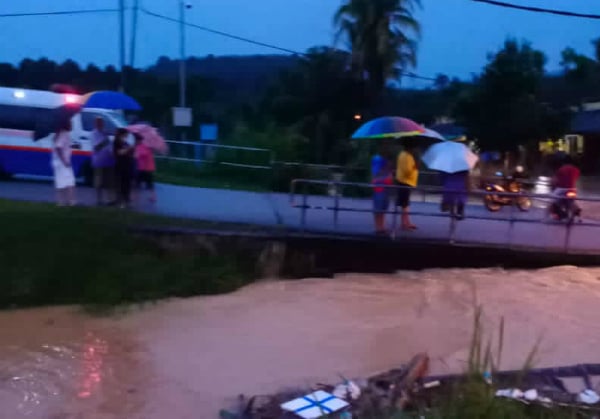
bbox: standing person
[52,121,76,206]
[371,152,392,234]
[395,141,419,230]
[441,171,470,220]
[113,128,134,208]
[134,134,157,203]
[91,117,115,205]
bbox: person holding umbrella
[395,140,419,231]
[351,117,428,232]
[134,133,157,203]
[441,171,470,219]
[127,124,168,203]
[421,141,478,220]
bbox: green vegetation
[334,0,421,102]
[354,307,586,419]
[404,308,581,419]
[0,200,258,310]
[156,160,272,191]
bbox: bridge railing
[158,141,275,170]
[289,178,600,253]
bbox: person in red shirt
[550,156,581,219]
[552,156,580,190]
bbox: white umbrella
[421,141,478,173]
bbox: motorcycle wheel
[516,196,532,211]
[485,195,502,212]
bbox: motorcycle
[483,168,532,212]
[549,189,582,224]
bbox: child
[134,134,157,203]
[372,154,392,234]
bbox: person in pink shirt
[134,134,157,203]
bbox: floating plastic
[280,390,349,419]
[577,389,600,405]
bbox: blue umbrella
[82,91,142,111]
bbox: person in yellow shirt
[396,142,419,230]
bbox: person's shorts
[52,162,75,190]
[396,183,413,208]
[94,167,114,189]
[137,171,154,190]
[373,192,389,214]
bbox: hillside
[147,54,301,99]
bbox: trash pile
[219,354,600,419]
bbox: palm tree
[334,0,421,104]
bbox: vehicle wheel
[516,196,532,211]
[484,195,502,212]
[0,167,13,180]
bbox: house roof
[571,110,600,133]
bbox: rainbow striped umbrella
[351,116,425,140]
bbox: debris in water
[280,390,349,418]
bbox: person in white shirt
[52,120,76,206]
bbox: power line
[403,72,437,82]
[471,0,600,19]
[141,8,304,56]
[0,9,119,18]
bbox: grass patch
[0,199,257,310]
[156,160,272,192]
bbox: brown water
[2,266,600,418]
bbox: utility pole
[119,0,126,92]
[130,0,140,68]
[179,0,187,108]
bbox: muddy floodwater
[2,266,600,418]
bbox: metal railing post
[448,212,457,244]
[301,183,308,232]
[391,186,399,240]
[507,196,516,248]
[333,183,340,229]
[564,222,573,253]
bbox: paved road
[1,180,600,254]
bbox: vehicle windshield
[105,111,128,127]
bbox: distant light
[65,94,78,104]
[353,114,362,121]
[13,90,25,99]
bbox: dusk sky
[2,0,600,88]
